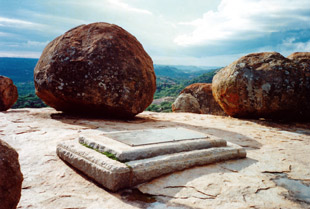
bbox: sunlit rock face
[212,52,309,120]
[0,76,18,111]
[34,22,156,118]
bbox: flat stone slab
[57,128,246,191]
[80,128,227,162]
[105,127,209,146]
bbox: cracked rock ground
[1,108,310,209]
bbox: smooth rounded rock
[34,22,156,118]
[212,52,304,119]
[0,76,18,111]
[172,93,201,114]
[178,83,226,116]
[0,140,23,209]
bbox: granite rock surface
[287,52,310,117]
[0,139,23,209]
[1,108,310,208]
[173,83,226,115]
[172,93,201,114]
[212,52,307,120]
[34,22,156,118]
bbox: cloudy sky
[0,0,309,66]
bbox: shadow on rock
[50,112,262,150]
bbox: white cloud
[0,51,41,58]
[70,0,152,16]
[258,38,310,56]
[153,53,246,67]
[106,0,152,15]
[0,17,43,29]
[25,40,49,48]
[174,0,310,46]
[0,31,10,36]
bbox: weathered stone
[212,52,305,119]
[176,83,226,115]
[0,139,23,209]
[34,22,156,118]
[79,128,227,162]
[172,93,201,113]
[0,76,18,111]
[287,52,310,117]
[287,52,310,65]
[57,137,246,191]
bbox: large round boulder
[0,140,23,209]
[212,52,305,119]
[173,83,226,115]
[287,52,310,117]
[0,76,18,111]
[172,93,201,114]
[34,22,156,118]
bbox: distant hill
[154,68,219,99]
[154,64,214,79]
[0,57,38,82]
[0,58,216,83]
[170,65,221,72]
[0,57,221,110]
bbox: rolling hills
[0,57,221,110]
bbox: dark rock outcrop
[212,52,307,120]
[0,76,18,111]
[287,52,310,117]
[0,140,23,209]
[172,83,226,115]
[34,22,156,118]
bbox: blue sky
[0,0,309,66]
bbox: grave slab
[79,127,227,162]
[105,127,210,146]
[57,128,246,191]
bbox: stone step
[57,139,246,191]
[79,127,227,162]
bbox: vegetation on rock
[80,142,120,162]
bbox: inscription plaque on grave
[104,127,207,146]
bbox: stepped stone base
[57,128,246,191]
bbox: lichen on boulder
[212,52,308,120]
[34,22,156,118]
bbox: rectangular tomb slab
[79,127,227,162]
[57,128,246,191]
[105,127,209,146]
